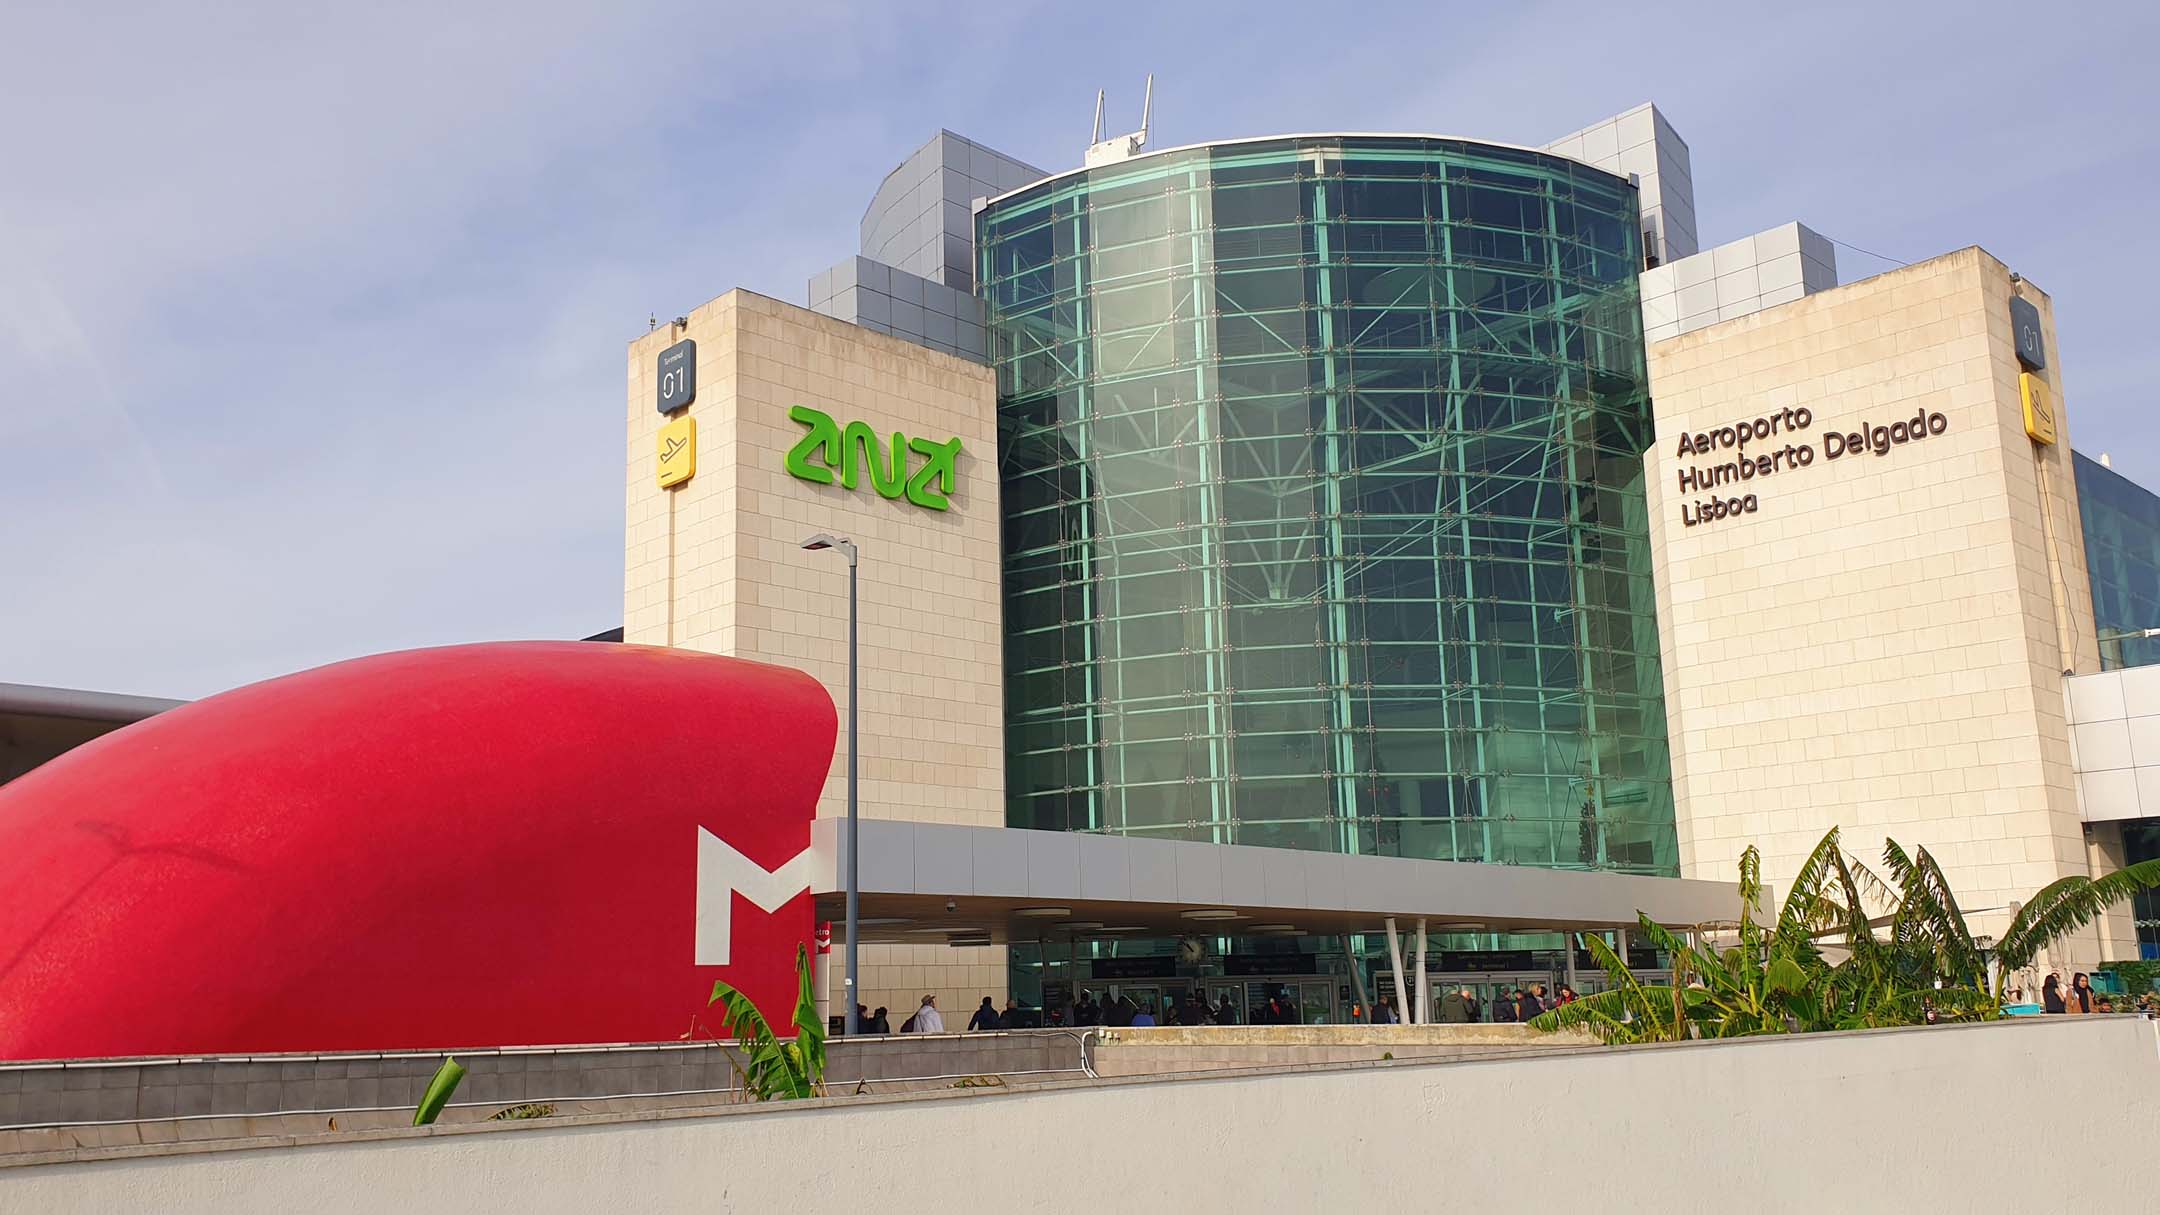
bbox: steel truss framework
[980,137,1678,876]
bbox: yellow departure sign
[2020,372,2057,446]
[658,416,697,487]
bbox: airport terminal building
[10,101,2157,1032]
[608,99,2160,1019]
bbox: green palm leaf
[413,1056,467,1127]
[1776,828,1848,947]
[1998,858,2160,970]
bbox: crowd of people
[2008,972,2160,1016]
[1369,982,1577,1024]
[840,982,1595,1033]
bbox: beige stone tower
[625,290,1008,1020]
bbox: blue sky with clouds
[5,0,2156,698]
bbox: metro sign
[695,827,816,966]
[0,642,834,1060]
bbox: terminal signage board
[2009,295,2046,371]
[1093,956,1177,979]
[784,405,963,511]
[1668,404,1952,528]
[1224,952,1319,976]
[657,415,696,488]
[656,338,696,414]
[2020,372,2058,446]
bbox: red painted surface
[0,642,833,1060]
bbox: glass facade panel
[2075,451,2160,671]
[982,136,1677,875]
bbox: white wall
[1545,102,1698,264]
[7,1018,2157,1212]
[1640,221,1837,342]
[2066,665,2160,822]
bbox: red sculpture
[0,642,833,1060]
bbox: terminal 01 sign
[1671,405,1951,527]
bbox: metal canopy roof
[808,819,1748,947]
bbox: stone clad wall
[1644,248,2101,958]
[623,290,1008,1019]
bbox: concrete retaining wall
[0,1032,1083,1134]
[4,1018,2156,1210]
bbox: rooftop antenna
[1084,75,1153,168]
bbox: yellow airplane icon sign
[657,415,696,488]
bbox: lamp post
[801,533,860,1036]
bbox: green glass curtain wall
[980,136,1678,875]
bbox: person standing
[907,995,945,1033]
[1073,992,1100,1026]
[1437,988,1469,1024]
[2042,974,2067,1014]
[868,1006,891,1034]
[2069,973,2094,1015]
[999,998,1028,1030]
[968,997,1000,1031]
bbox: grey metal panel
[1074,833,1131,903]
[1218,845,1267,907]
[1024,831,1082,898]
[1301,851,1350,911]
[845,820,914,893]
[1259,848,1310,909]
[1125,835,1178,901]
[1169,840,1223,904]
[969,827,1030,897]
[924,310,958,348]
[815,822,1749,930]
[854,290,890,328]
[911,823,977,895]
[856,257,892,296]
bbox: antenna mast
[1084,75,1155,168]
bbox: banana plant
[708,942,826,1101]
[1530,826,2160,1043]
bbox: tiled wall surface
[1640,222,1837,342]
[1643,247,2112,961]
[0,1037,1082,1134]
[809,255,986,363]
[625,291,1009,1013]
[2065,666,2160,822]
[1544,102,1698,265]
[857,130,1043,292]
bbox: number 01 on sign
[657,416,696,488]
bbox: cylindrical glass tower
[980,136,1676,875]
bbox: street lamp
[801,533,860,1036]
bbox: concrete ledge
[1094,1024,1588,1047]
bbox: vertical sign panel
[657,338,696,414]
[657,416,697,487]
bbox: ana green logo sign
[784,406,962,512]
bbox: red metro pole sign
[0,642,835,1060]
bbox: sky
[4,0,2157,699]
